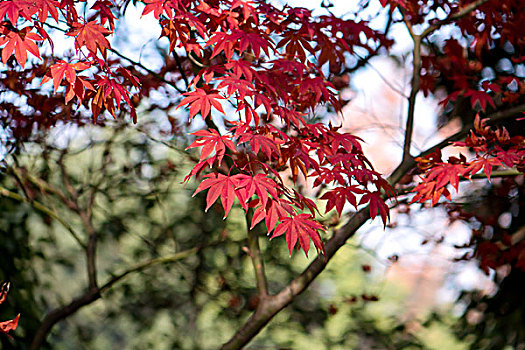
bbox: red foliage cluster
[0,0,395,256]
[412,115,525,205]
[0,0,523,259]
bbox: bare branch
[421,0,493,38]
[389,103,525,185]
[172,50,190,88]
[400,0,493,163]
[108,47,185,94]
[221,209,371,350]
[29,247,200,350]
[0,185,85,248]
[57,155,99,291]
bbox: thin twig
[57,154,99,291]
[0,185,86,249]
[172,50,190,88]
[108,47,185,94]
[400,8,422,164]
[420,0,493,38]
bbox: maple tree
[0,0,524,348]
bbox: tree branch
[389,102,525,185]
[0,185,85,248]
[29,247,199,350]
[172,50,190,88]
[420,0,493,38]
[221,209,371,350]
[57,155,99,291]
[108,47,185,94]
[399,0,493,164]
[400,8,421,163]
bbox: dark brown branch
[57,155,99,291]
[389,103,525,185]
[420,0,492,38]
[172,50,190,88]
[29,247,199,350]
[107,47,186,94]
[400,7,421,164]
[221,209,371,350]
[399,0,492,163]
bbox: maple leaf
[0,282,19,334]
[217,75,255,100]
[464,89,496,112]
[0,1,25,24]
[235,173,279,209]
[238,132,282,160]
[297,76,332,104]
[160,18,191,52]
[67,21,112,56]
[260,199,290,233]
[0,27,43,68]
[186,129,236,165]
[359,191,390,226]
[193,173,240,219]
[0,314,19,334]
[90,0,116,30]
[177,87,225,120]
[320,186,363,216]
[141,0,182,19]
[271,213,325,257]
[276,32,314,62]
[225,59,256,81]
[465,157,503,181]
[41,60,91,92]
[32,0,60,23]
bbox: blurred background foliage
[0,118,452,349]
[0,113,521,349]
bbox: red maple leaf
[359,191,390,226]
[0,1,26,24]
[235,173,279,209]
[320,186,363,216]
[67,21,112,55]
[177,87,225,120]
[33,0,60,23]
[271,213,325,257]
[464,89,496,112]
[238,133,282,160]
[465,157,503,181]
[225,59,256,81]
[90,0,116,30]
[193,173,239,219]
[276,32,314,62]
[41,60,91,92]
[0,314,19,334]
[186,129,236,165]
[0,27,43,68]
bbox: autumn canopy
[0,0,524,348]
